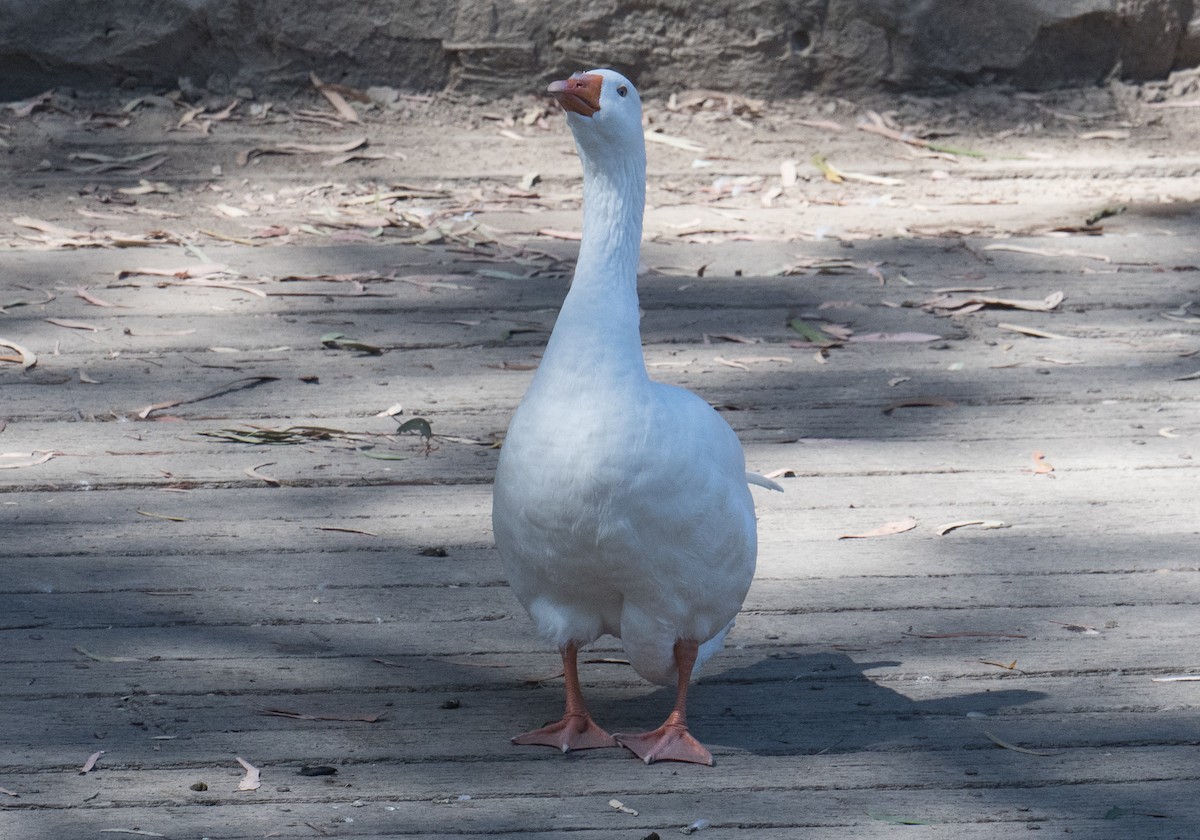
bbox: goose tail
[746,471,784,492]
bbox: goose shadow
[574,648,1048,758]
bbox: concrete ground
[1,79,1199,838]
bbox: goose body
[492,68,771,764]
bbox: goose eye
[616,85,628,97]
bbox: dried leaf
[12,216,89,237]
[982,730,1063,756]
[714,356,749,371]
[117,263,228,280]
[214,203,250,218]
[923,290,1063,314]
[45,317,105,332]
[314,526,379,537]
[116,179,174,196]
[850,332,941,343]
[980,659,1021,671]
[538,228,582,240]
[238,136,367,166]
[935,520,1008,536]
[311,72,360,123]
[80,750,105,774]
[998,323,1070,340]
[137,510,189,522]
[235,756,261,791]
[76,286,123,308]
[245,463,281,486]
[645,130,704,152]
[839,517,918,539]
[396,417,433,439]
[809,153,843,183]
[0,450,60,469]
[0,338,37,369]
[982,244,1110,263]
[609,799,639,816]
[320,332,384,354]
[197,229,261,247]
[6,89,52,118]
[787,318,842,346]
[1031,451,1055,475]
[0,289,56,312]
[1048,620,1101,635]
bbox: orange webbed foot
[614,721,713,766]
[513,712,616,753]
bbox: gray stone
[0,0,1197,99]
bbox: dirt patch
[1,69,1198,261]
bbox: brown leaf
[311,72,361,123]
[839,516,918,539]
[237,136,367,166]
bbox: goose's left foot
[615,638,714,765]
[614,715,713,765]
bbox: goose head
[547,68,644,163]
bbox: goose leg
[614,639,713,765]
[512,642,616,752]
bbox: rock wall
[1,0,1196,99]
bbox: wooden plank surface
[3,132,1199,839]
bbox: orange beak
[547,72,603,117]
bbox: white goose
[492,68,779,766]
